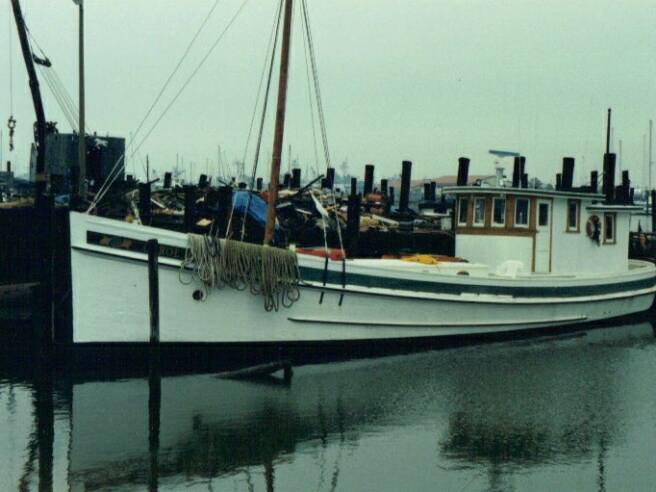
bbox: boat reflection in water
[2,318,656,491]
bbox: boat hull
[70,212,656,346]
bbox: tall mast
[10,0,47,199]
[264,0,293,245]
[77,0,86,196]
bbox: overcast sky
[1,0,655,187]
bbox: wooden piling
[291,168,301,189]
[147,239,160,345]
[380,178,388,196]
[256,177,263,191]
[346,193,361,257]
[350,177,357,196]
[364,164,374,195]
[423,182,431,201]
[399,161,412,211]
[139,182,152,225]
[217,185,233,237]
[457,157,470,187]
[163,172,172,189]
[183,185,196,233]
[326,167,335,189]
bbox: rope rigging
[181,233,300,312]
[88,0,250,213]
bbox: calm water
[1,317,656,491]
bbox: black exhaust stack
[602,153,616,203]
[512,156,520,188]
[562,157,574,190]
[590,171,598,193]
[456,157,470,186]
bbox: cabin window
[603,213,616,244]
[567,200,580,232]
[458,198,469,226]
[514,198,529,227]
[538,203,549,226]
[492,198,505,226]
[473,197,485,226]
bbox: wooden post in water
[139,182,151,225]
[346,193,361,257]
[183,185,196,233]
[264,0,293,244]
[147,239,160,346]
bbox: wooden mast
[10,0,47,199]
[264,0,293,245]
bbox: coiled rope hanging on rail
[180,233,300,311]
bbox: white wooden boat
[66,1,655,351]
[69,181,656,347]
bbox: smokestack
[423,182,431,201]
[590,171,598,193]
[163,172,172,189]
[291,168,301,189]
[364,164,374,195]
[602,153,616,202]
[562,157,575,190]
[519,156,526,184]
[456,157,470,186]
[521,173,528,188]
[399,160,412,211]
[512,156,520,188]
[621,170,630,204]
[380,178,388,196]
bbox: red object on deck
[296,247,345,261]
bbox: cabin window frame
[457,197,469,226]
[566,199,581,233]
[603,212,616,244]
[514,197,530,228]
[472,197,486,227]
[492,197,506,227]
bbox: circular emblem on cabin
[586,215,601,244]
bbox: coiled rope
[181,233,300,311]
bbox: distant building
[30,132,125,193]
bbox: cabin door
[534,200,551,272]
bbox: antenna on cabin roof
[606,108,612,154]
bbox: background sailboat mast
[264,0,293,244]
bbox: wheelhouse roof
[442,186,605,200]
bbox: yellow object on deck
[400,254,464,265]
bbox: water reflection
[1,318,655,491]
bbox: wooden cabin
[443,187,637,275]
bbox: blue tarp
[232,191,281,240]
[232,191,267,225]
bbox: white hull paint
[70,212,656,344]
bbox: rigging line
[125,0,223,159]
[89,0,251,212]
[301,0,345,259]
[240,0,283,180]
[39,68,77,129]
[301,0,330,169]
[89,0,224,207]
[236,0,284,241]
[301,2,320,173]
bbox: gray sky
[1,0,655,187]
